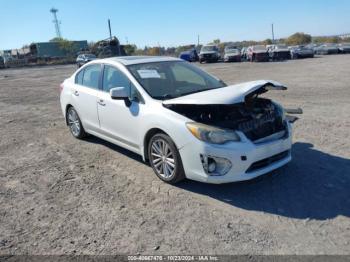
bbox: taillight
[59,83,64,93]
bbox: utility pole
[108,19,112,40]
[271,23,275,43]
[197,35,200,46]
[50,8,62,38]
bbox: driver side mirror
[110,86,130,100]
[110,86,131,107]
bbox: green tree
[49,37,77,57]
[262,39,273,45]
[313,36,340,44]
[123,44,137,55]
[341,37,350,43]
[212,39,221,45]
[58,39,77,57]
[148,47,161,56]
[285,33,312,45]
[218,42,226,53]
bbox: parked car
[76,54,97,68]
[199,45,220,63]
[1,54,14,68]
[240,47,248,61]
[0,56,4,69]
[305,43,318,54]
[289,45,314,59]
[247,45,269,62]
[179,49,199,62]
[337,43,350,54]
[268,44,291,61]
[60,56,292,184]
[224,46,241,62]
[314,44,339,55]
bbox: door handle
[73,90,79,96]
[98,99,106,106]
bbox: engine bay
[164,97,286,142]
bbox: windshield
[85,54,96,58]
[225,48,239,53]
[127,61,226,100]
[201,46,217,52]
[252,45,266,51]
[276,44,287,49]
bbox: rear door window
[75,69,84,85]
[82,64,101,89]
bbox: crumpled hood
[163,80,287,105]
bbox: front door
[97,65,143,153]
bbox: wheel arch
[143,128,171,161]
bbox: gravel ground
[0,55,349,255]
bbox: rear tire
[67,107,87,139]
[148,133,185,184]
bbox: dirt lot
[0,55,350,255]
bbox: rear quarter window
[75,69,84,85]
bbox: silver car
[76,54,97,68]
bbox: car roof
[95,56,182,66]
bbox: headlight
[186,122,240,144]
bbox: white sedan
[60,56,292,184]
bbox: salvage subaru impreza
[60,56,292,184]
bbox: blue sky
[1,0,349,50]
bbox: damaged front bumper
[179,122,292,184]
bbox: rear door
[71,64,101,132]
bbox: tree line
[35,33,350,58]
[119,33,350,56]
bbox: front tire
[67,107,87,139]
[148,134,185,184]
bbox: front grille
[246,150,290,173]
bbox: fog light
[200,154,232,176]
[208,160,216,173]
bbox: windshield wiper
[153,94,175,100]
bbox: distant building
[29,40,88,58]
[339,33,350,39]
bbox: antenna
[50,8,62,38]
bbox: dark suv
[199,45,220,63]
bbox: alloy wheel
[150,139,176,179]
[68,108,81,137]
